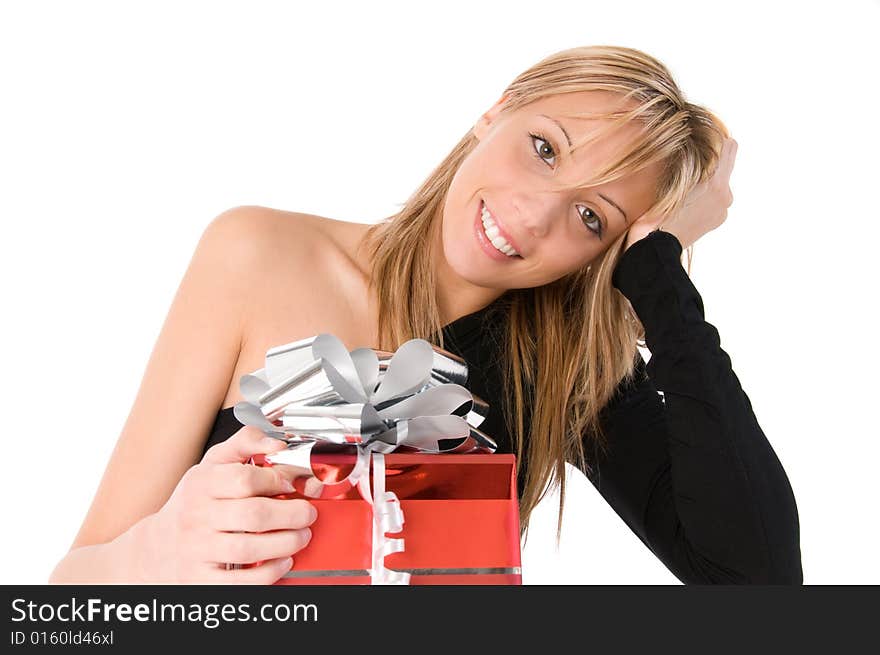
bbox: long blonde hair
[360,45,729,542]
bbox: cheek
[529,240,599,282]
[460,141,519,189]
[439,202,474,268]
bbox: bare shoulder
[208,205,372,279]
[212,206,380,408]
[206,205,330,266]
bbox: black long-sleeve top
[203,229,803,584]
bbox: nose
[512,195,561,238]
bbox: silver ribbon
[232,333,497,584]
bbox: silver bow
[232,334,497,584]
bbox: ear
[472,93,509,141]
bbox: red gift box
[251,452,522,585]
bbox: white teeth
[480,202,520,257]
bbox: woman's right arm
[49,206,317,583]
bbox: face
[439,91,662,291]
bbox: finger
[204,556,294,585]
[207,496,318,532]
[207,461,297,499]
[202,424,287,465]
[212,528,313,565]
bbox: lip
[474,199,524,261]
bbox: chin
[441,236,497,287]
[443,241,482,280]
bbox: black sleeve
[580,229,803,584]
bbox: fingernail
[308,504,318,523]
[280,478,295,493]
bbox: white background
[1,0,878,585]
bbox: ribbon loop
[233,334,498,585]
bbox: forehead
[525,90,628,116]
[518,91,641,147]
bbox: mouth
[474,199,524,261]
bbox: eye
[529,132,557,167]
[577,205,604,239]
[530,132,604,239]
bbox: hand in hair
[624,137,738,252]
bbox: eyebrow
[538,114,630,225]
[598,193,629,225]
[538,114,572,150]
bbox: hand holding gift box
[231,334,522,585]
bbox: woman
[49,45,802,584]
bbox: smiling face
[439,91,662,293]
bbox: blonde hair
[360,45,730,543]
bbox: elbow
[47,544,86,584]
[754,513,804,584]
[677,541,803,585]
[684,563,803,585]
[47,554,70,585]
[737,549,804,585]
[750,559,803,585]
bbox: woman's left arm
[582,138,802,583]
[585,229,803,584]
